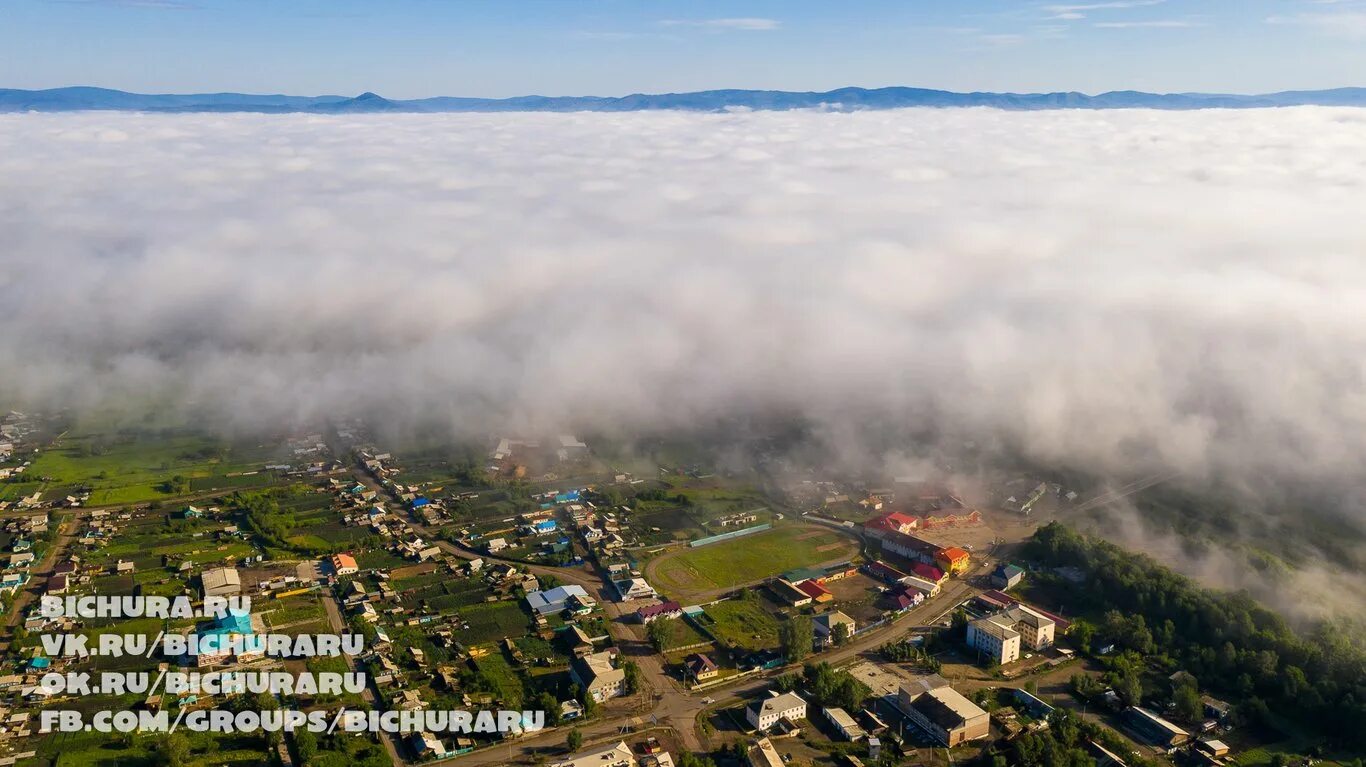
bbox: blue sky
[4,0,1364,98]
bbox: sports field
[648,524,857,597]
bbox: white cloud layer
[2,108,1366,517]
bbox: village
[0,413,1351,767]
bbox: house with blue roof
[411,497,430,509]
[194,609,264,666]
[554,490,580,504]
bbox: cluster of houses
[0,513,47,599]
[767,563,859,609]
[0,411,36,489]
[324,477,444,563]
[711,511,759,528]
[734,670,993,761]
[864,512,971,576]
[861,559,939,611]
[262,433,345,476]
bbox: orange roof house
[330,553,359,574]
[935,547,970,575]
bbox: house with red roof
[635,601,683,624]
[685,653,719,683]
[795,579,833,604]
[887,586,924,611]
[909,562,946,584]
[866,511,921,535]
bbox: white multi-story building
[570,650,626,703]
[966,615,1021,664]
[966,604,1055,664]
[746,691,807,731]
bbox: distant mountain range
[3,85,1366,113]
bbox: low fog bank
[2,108,1366,544]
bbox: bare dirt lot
[822,572,889,624]
[909,509,1040,560]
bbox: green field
[261,593,327,627]
[471,651,526,708]
[649,525,857,596]
[24,430,283,506]
[459,601,532,644]
[698,599,781,651]
[653,615,711,651]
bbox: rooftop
[910,686,987,731]
[750,691,806,718]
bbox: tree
[773,673,800,693]
[832,621,850,646]
[576,684,599,718]
[535,691,562,726]
[648,619,671,652]
[781,614,813,662]
[1173,682,1203,723]
[678,754,717,767]
[1071,619,1095,654]
[950,608,970,637]
[1116,671,1143,708]
[156,733,192,767]
[566,728,584,752]
[622,660,642,694]
[295,729,318,764]
[255,693,283,746]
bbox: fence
[688,523,772,548]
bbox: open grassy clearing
[696,599,781,651]
[25,430,285,506]
[260,593,327,627]
[649,524,858,596]
[471,650,525,707]
[458,601,531,644]
[653,615,711,650]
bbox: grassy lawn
[654,615,712,651]
[459,601,531,644]
[650,525,858,596]
[356,548,409,570]
[472,650,526,708]
[699,599,781,651]
[260,593,327,627]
